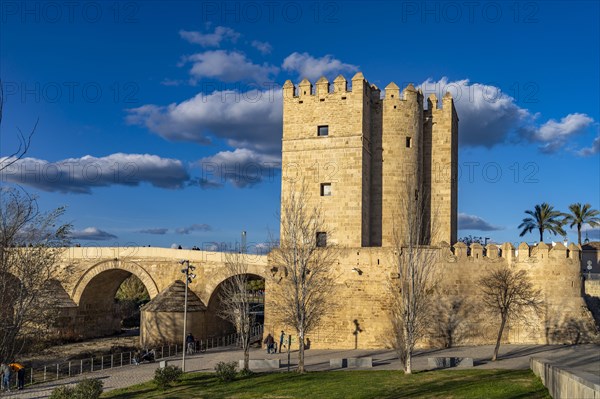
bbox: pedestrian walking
[279,330,286,353]
[264,333,275,354]
[8,363,25,390]
[186,332,195,354]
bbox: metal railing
[5,324,264,390]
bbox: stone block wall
[264,242,597,350]
[281,73,458,248]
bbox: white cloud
[71,227,117,241]
[179,27,240,47]
[533,113,593,141]
[184,50,278,83]
[578,136,600,157]
[527,113,594,153]
[420,78,529,148]
[420,78,595,153]
[126,88,283,155]
[458,213,503,231]
[251,40,272,54]
[196,148,280,188]
[282,52,358,81]
[0,153,189,194]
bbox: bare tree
[479,266,543,361]
[0,187,71,361]
[0,80,37,173]
[388,186,439,374]
[217,251,257,371]
[269,184,338,373]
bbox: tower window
[318,125,329,136]
[316,232,327,247]
[406,137,412,148]
[320,183,331,196]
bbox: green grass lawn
[102,369,550,399]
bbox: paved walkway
[1,344,598,398]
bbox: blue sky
[1,0,599,249]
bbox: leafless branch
[479,266,543,361]
[0,187,71,361]
[388,182,440,374]
[269,181,339,373]
[217,251,260,371]
[0,79,37,173]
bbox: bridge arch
[71,259,159,305]
[202,269,267,339]
[202,261,268,304]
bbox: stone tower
[281,73,458,248]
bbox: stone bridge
[53,247,269,343]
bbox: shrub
[74,378,104,399]
[153,365,183,390]
[49,379,103,399]
[49,386,75,399]
[238,367,254,378]
[215,361,237,382]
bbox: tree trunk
[578,224,582,246]
[539,229,544,243]
[492,315,507,361]
[405,350,412,374]
[298,334,305,373]
[244,347,249,371]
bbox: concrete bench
[330,357,373,368]
[427,357,473,369]
[239,359,280,370]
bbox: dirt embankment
[20,332,140,368]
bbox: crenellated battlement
[283,72,382,104]
[281,72,458,247]
[446,241,581,262]
[275,69,597,349]
[283,73,455,111]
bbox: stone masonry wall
[281,73,458,248]
[264,242,597,350]
[282,74,374,247]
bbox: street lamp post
[180,260,196,372]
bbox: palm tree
[518,203,566,242]
[563,203,600,245]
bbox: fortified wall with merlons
[38,73,596,349]
[262,73,597,349]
